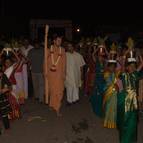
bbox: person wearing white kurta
[20,40,34,57]
[65,43,85,104]
[21,45,34,57]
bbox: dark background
[0,0,143,38]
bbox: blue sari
[90,59,105,117]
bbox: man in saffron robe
[45,35,66,117]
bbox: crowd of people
[0,34,143,143]
[79,36,143,143]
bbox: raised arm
[92,46,99,63]
[11,49,20,62]
[104,46,109,57]
[120,48,130,72]
[137,55,143,71]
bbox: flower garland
[50,45,62,72]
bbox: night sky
[0,0,143,37]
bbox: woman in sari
[90,45,106,117]
[14,59,25,104]
[0,67,11,130]
[2,49,21,119]
[103,60,120,128]
[14,50,28,104]
[117,46,143,143]
[103,43,121,128]
[84,45,96,96]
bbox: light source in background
[76,28,80,32]
[74,26,81,41]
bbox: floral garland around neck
[50,45,62,72]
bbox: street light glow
[76,28,80,32]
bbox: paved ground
[0,96,143,143]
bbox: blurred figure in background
[28,40,44,103]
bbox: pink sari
[14,62,25,104]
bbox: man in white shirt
[21,39,34,57]
[65,42,85,105]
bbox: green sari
[103,71,119,128]
[117,71,142,143]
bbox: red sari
[84,56,95,96]
[4,64,21,120]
